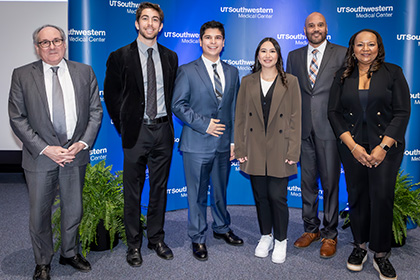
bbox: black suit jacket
[328,63,411,152]
[287,41,346,140]
[104,40,178,149]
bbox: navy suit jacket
[172,57,239,153]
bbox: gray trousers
[25,164,86,265]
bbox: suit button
[378,124,381,127]
[249,112,252,116]
[379,135,383,139]
[250,128,253,132]
[280,114,283,117]
[351,124,354,127]
[352,135,355,138]
[377,112,381,116]
[349,112,353,116]
[279,130,283,133]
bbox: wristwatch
[380,143,390,152]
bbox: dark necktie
[146,48,157,120]
[51,66,67,145]
[309,49,319,88]
[212,63,223,102]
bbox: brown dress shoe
[294,232,321,248]
[320,238,337,258]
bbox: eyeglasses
[37,38,64,49]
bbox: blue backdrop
[67,0,420,211]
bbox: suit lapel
[317,41,333,81]
[195,58,218,105]
[249,72,264,121]
[158,44,171,108]
[129,41,145,101]
[267,76,286,125]
[298,46,312,92]
[66,60,81,120]
[32,60,52,120]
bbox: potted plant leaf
[392,170,420,246]
[52,160,130,256]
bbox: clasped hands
[352,144,386,168]
[43,142,85,167]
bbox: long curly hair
[252,37,288,88]
[341,29,385,83]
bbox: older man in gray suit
[286,12,346,259]
[8,24,102,280]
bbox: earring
[352,53,356,59]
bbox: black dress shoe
[192,242,208,261]
[59,254,91,272]
[213,230,244,246]
[126,248,143,267]
[148,241,174,260]
[33,264,50,280]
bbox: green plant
[392,170,420,245]
[52,160,133,256]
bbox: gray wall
[0,1,67,153]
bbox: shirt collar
[308,40,327,56]
[42,59,67,73]
[137,38,158,55]
[201,55,221,68]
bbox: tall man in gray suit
[8,25,102,280]
[286,12,346,258]
[172,20,243,262]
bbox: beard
[138,28,159,40]
[307,31,326,45]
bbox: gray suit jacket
[8,59,103,171]
[172,57,239,153]
[286,41,346,140]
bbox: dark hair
[252,37,288,87]
[200,20,225,40]
[33,24,66,45]
[136,2,164,23]
[341,28,385,82]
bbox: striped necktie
[212,63,223,102]
[309,49,319,88]
[51,66,67,145]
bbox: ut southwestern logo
[220,6,274,19]
[397,34,420,46]
[337,5,393,18]
[90,148,107,162]
[411,93,420,104]
[405,149,420,162]
[68,29,106,43]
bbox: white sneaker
[272,239,287,264]
[255,234,274,258]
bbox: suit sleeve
[383,66,411,143]
[8,69,48,158]
[230,68,240,144]
[78,66,103,147]
[171,66,211,134]
[234,76,247,158]
[104,51,123,134]
[328,69,347,138]
[286,76,301,162]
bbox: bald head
[304,12,328,48]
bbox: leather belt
[143,116,169,125]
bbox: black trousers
[339,142,403,253]
[300,131,341,239]
[123,121,173,249]
[250,175,289,241]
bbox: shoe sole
[255,248,272,258]
[373,260,397,280]
[193,254,208,261]
[272,257,286,264]
[293,237,320,249]
[347,254,367,272]
[320,252,336,259]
